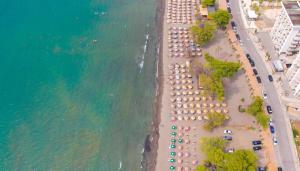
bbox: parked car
[253,146,262,151]
[253,69,258,75]
[266,105,272,114]
[252,140,262,145]
[226,0,229,3]
[262,90,267,99]
[250,60,255,67]
[268,75,273,82]
[223,136,232,141]
[224,130,232,134]
[257,167,266,171]
[269,125,275,134]
[227,7,232,13]
[273,137,278,145]
[231,21,236,30]
[277,167,282,171]
[236,34,240,40]
[256,76,261,83]
[226,148,235,153]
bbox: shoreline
[142,0,165,170]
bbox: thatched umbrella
[197,116,203,120]
[184,116,189,121]
[196,103,201,108]
[188,97,194,101]
[191,115,196,120]
[196,109,201,114]
[195,97,200,101]
[183,110,188,114]
[222,103,227,107]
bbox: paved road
[230,1,299,170]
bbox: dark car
[266,105,272,114]
[252,140,262,145]
[226,0,229,3]
[256,76,261,83]
[231,21,236,29]
[253,69,258,75]
[236,34,240,40]
[277,167,282,171]
[246,53,251,58]
[249,59,255,67]
[257,167,266,171]
[270,125,275,134]
[227,7,231,13]
[268,75,273,82]
[223,136,232,141]
[253,146,262,151]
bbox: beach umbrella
[183,97,188,102]
[184,167,190,171]
[203,103,207,107]
[188,97,194,101]
[190,109,195,114]
[170,158,176,163]
[209,103,214,108]
[176,91,181,96]
[203,109,208,113]
[170,144,176,149]
[197,116,203,120]
[191,115,196,120]
[216,109,221,113]
[178,145,183,150]
[188,85,193,89]
[192,160,198,165]
[183,110,188,114]
[178,126,184,131]
[189,103,194,108]
[182,91,187,95]
[172,125,177,130]
[184,152,190,157]
[202,96,207,101]
[188,91,193,95]
[178,159,183,164]
[178,138,183,143]
[223,109,228,113]
[184,126,190,131]
[170,166,175,170]
[184,116,189,121]
[178,152,183,157]
[171,104,176,108]
[196,103,201,108]
[216,103,221,107]
[210,109,215,113]
[171,116,177,122]
[177,104,182,108]
[178,115,183,120]
[195,97,200,101]
[222,103,227,107]
[171,132,177,136]
[171,139,176,143]
[170,151,176,156]
[196,109,201,114]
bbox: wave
[138,33,150,72]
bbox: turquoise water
[0,0,158,170]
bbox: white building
[286,53,300,96]
[271,1,300,56]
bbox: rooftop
[283,1,300,26]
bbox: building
[271,1,300,56]
[286,53,300,96]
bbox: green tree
[198,137,258,171]
[209,10,231,28]
[190,21,216,47]
[246,96,270,128]
[203,112,229,131]
[202,0,215,7]
[204,53,241,78]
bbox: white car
[224,130,232,134]
[273,137,278,145]
[262,90,267,99]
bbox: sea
[0,0,159,170]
